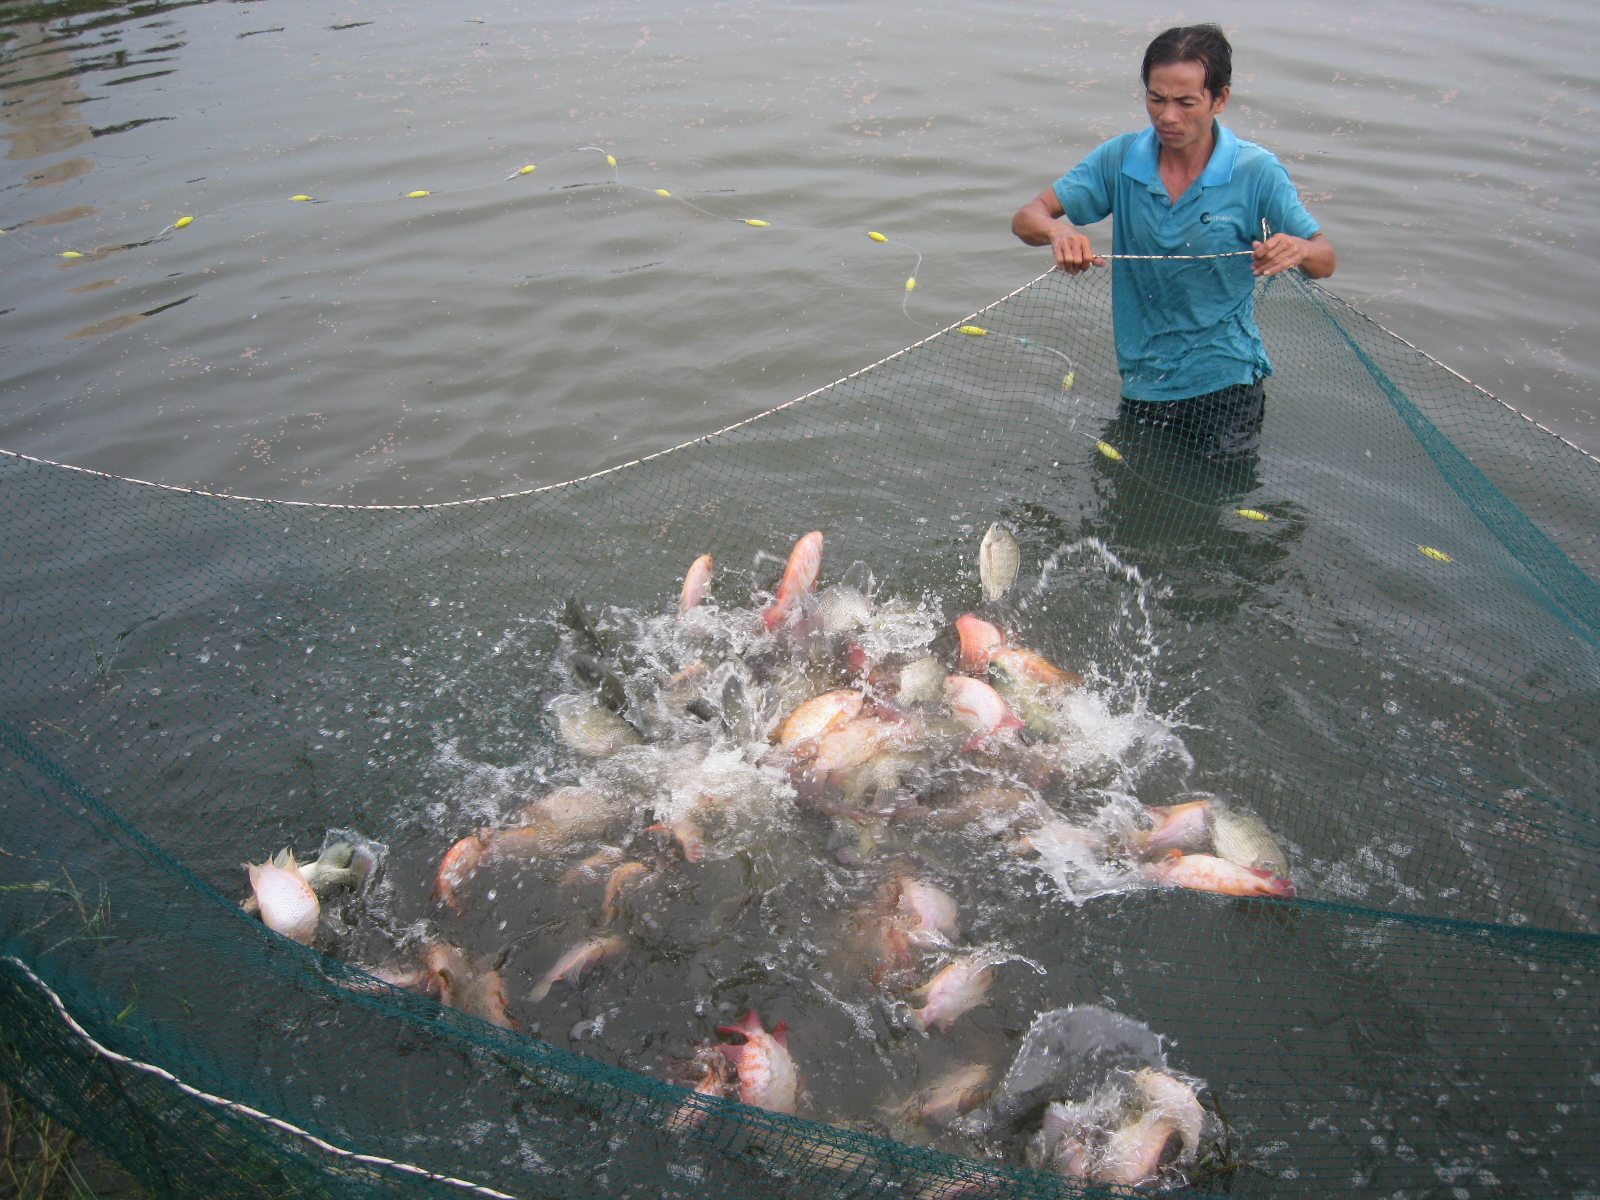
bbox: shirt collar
[1122,120,1238,193]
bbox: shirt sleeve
[1052,138,1119,226]
[1258,157,1320,240]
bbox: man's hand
[1252,232,1336,279]
[1049,227,1106,274]
[1012,190,1105,274]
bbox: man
[1012,24,1335,459]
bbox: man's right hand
[1050,227,1105,274]
[1012,190,1106,273]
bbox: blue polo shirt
[1052,122,1319,402]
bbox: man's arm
[1012,189,1106,274]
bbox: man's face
[1145,60,1229,152]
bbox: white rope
[0,956,524,1200]
[1104,250,1255,260]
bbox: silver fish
[978,523,1020,602]
[548,694,642,757]
[896,656,945,706]
[1206,801,1288,878]
[817,584,872,636]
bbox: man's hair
[1141,24,1232,99]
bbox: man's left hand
[1251,233,1309,276]
[1252,232,1336,278]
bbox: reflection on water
[0,0,1596,503]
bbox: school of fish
[240,524,1298,1191]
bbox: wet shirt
[1052,122,1319,402]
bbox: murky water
[4,3,1597,1195]
[1,0,1595,505]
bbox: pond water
[1,0,1595,505]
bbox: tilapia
[1133,1069,1203,1163]
[1206,801,1289,878]
[244,855,320,945]
[514,785,624,843]
[715,1010,799,1114]
[890,875,961,947]
[909,954,995,1032]
[664,1046,735,1133]
[817,584,871,636]
[762,530,824,631]
[896,656,946,706]
[808,715,921,778]
[1097,1108,1181,1187]
[548,693,642,757]
[1146,851,1295,898]
[954,614,1005,675]
[571,652,629,715]
[679,553,714,614]
[931,786,1040,835]
[978,523,1021,602]
[943,675,1024,751]
[890,1062,993,1131]
[530,935,628,1001]
[774,688,863,751]
[600,861,652,924]
[562,595,606,655]
[422,942,516,1029]
[432,830,493,913]
[1138,799,1213,858]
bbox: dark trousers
[1117,378,1266,460]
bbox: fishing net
[2,266,1597,1199]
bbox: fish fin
[771,1020,788,1048]
[714,1043,747,1067]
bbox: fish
[679,553,714,614]
[891,876,960,947]
[600,861,652,923]
[715,1010,799,1114]
[1029,1096,1121,1178]
[560,845,627,886]
[1133,1069,1203,1164]
[244,855,320,944]
[890,1063,993,1130]
[896,656,946,706]
[762,530,824,631]
[817,584,871,636]
[928,786,1037,835]
[1137,799,1213,858]
[1014,818,1104,862]
[841,750,928,808]
[515,786,623,843]
[571,652,629,715]
[978,524,1021,602]
[664,1046,735,1133]
[432,830,493,913]
[548,693,643,757]
[807,715,921,778]
[1096,1108,1180,1187]
[530,935,628,1001]
[774,688,863,751]
[909,954,995,1032]
[562,595,606,655]
[1207,802,1290,878]
[989,648,1082,692]
[954,614,1005,674]
[1146,851,1295,898]
[942,675,1024,752]
[242,838,374,913]
[422,943,516,1029]
[647,814,705,862]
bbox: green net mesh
[2,268,1597,1199]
